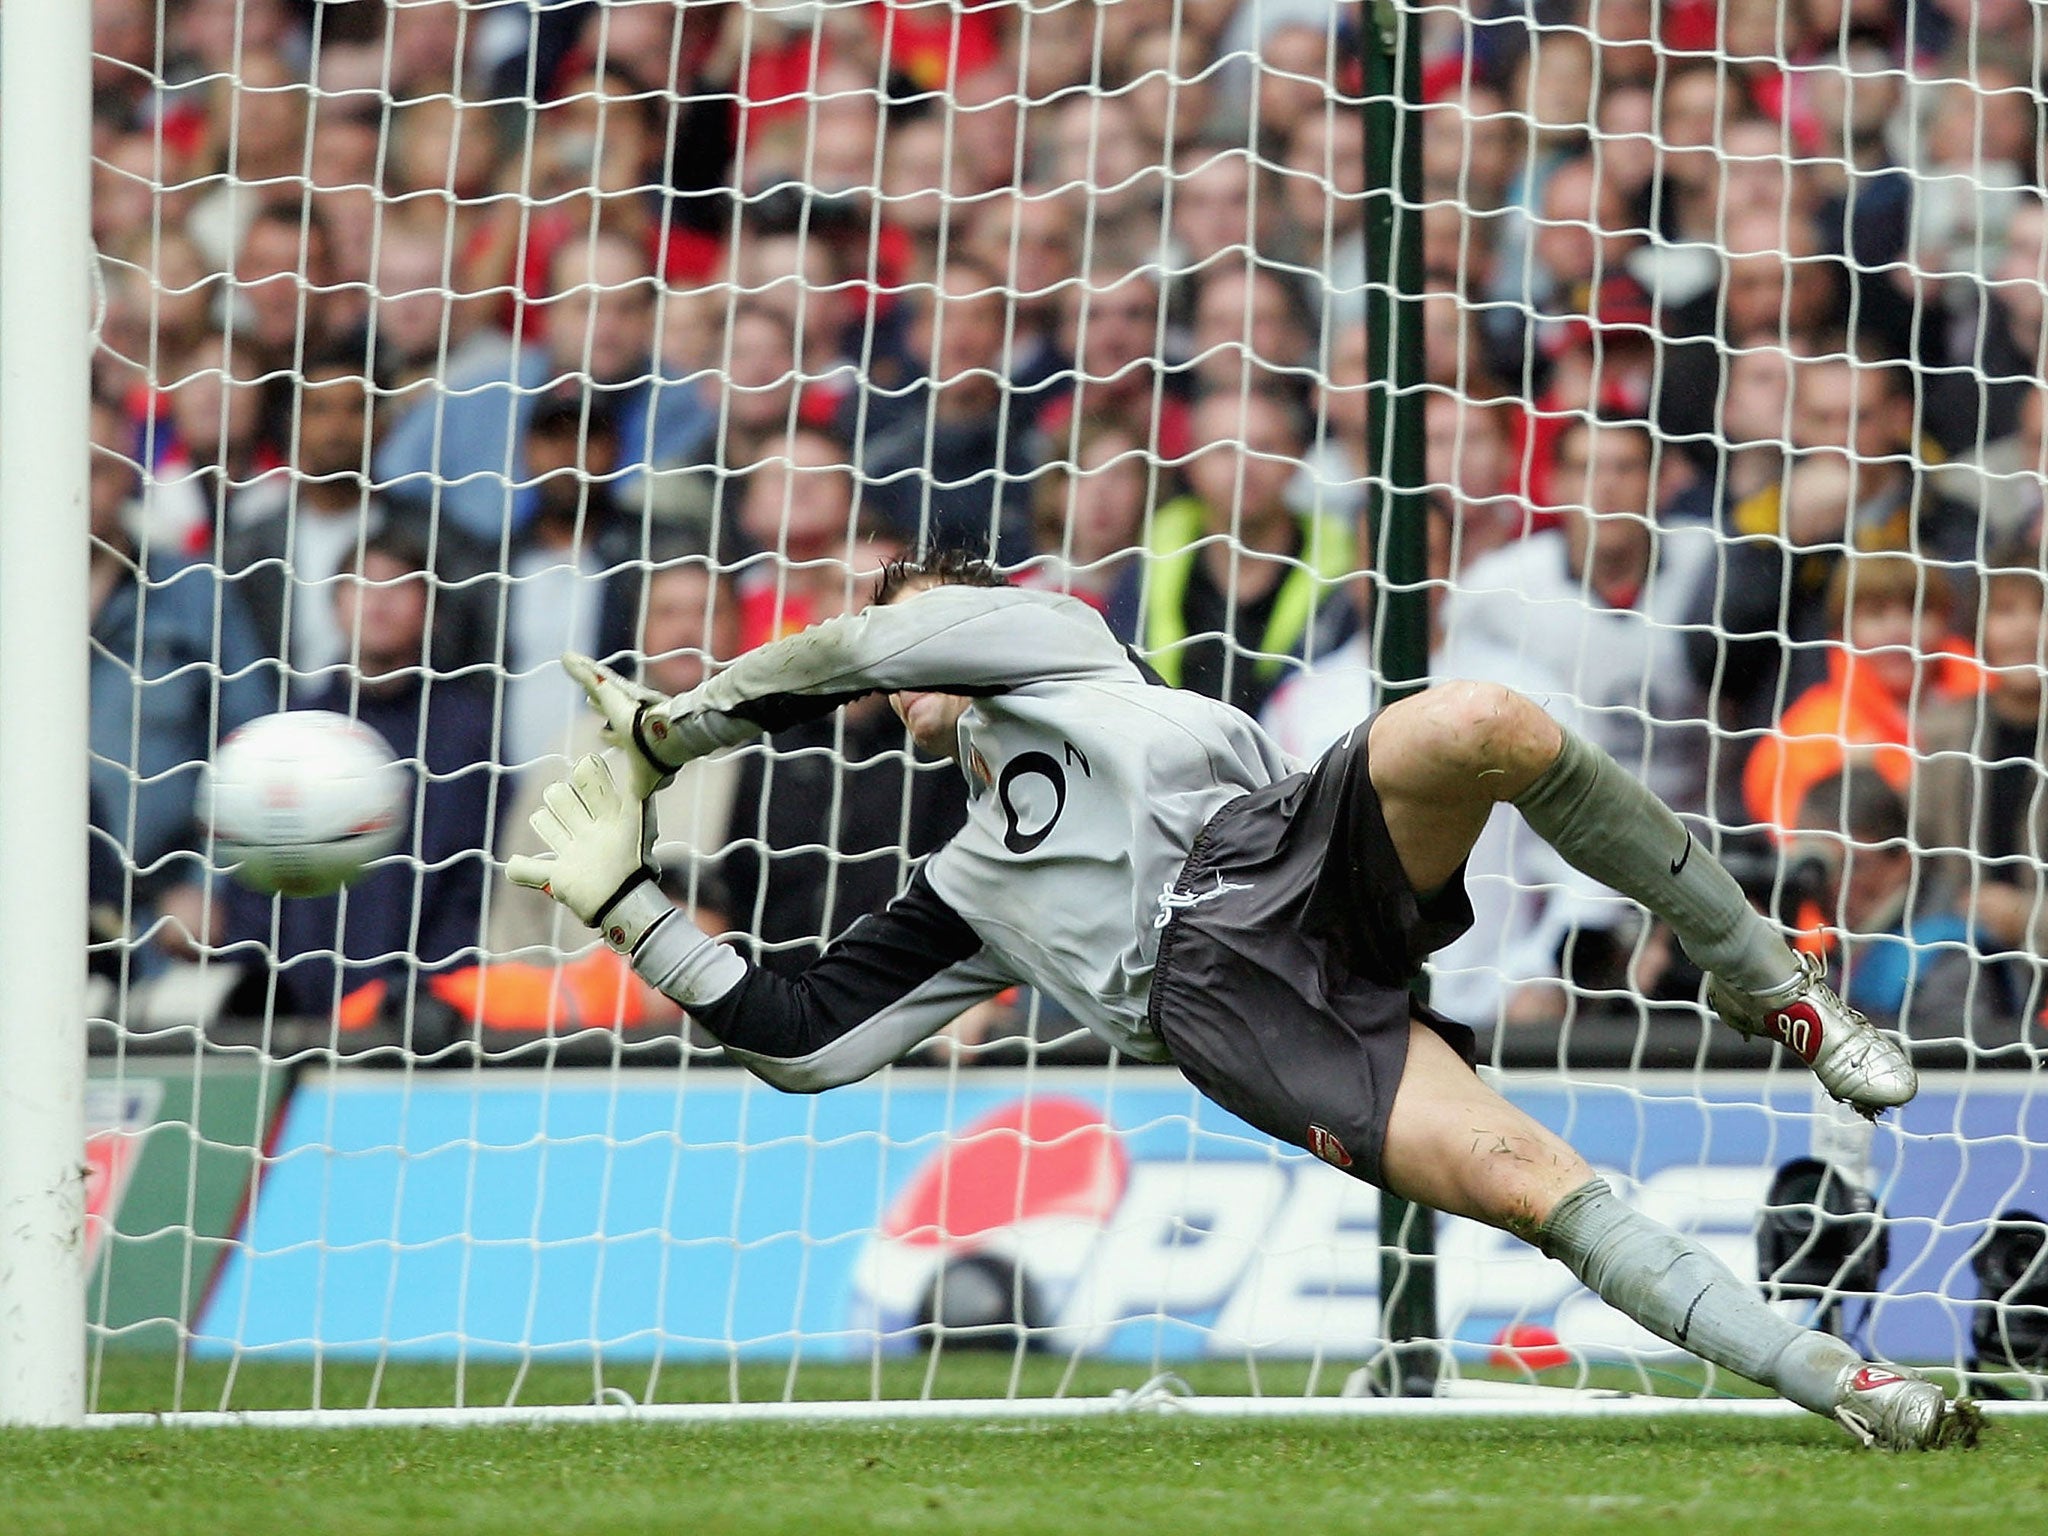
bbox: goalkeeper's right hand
[504,754,673,955]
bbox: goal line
[81,1385,2048,1433]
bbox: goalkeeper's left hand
[565,651,754,797]
[504,755,674,954]
[562,652,675,800]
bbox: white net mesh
[71,0,2048,1414]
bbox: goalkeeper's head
[872,549,1007,608]
[875,551,1006,762]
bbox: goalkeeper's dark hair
[872,549,1009,606]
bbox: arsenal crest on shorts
[1307,1123,1353,1169]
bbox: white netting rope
[57,0,2048,1414]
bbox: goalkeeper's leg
[1367,682,1916,1116]
[1379,1022,1977,1449]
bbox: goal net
[52,0,2048,1421]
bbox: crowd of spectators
[81,0,2048,1052]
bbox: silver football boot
[1708,952,1918,1119]
[1831,1364,1982,1450]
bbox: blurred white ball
[205,710,409,897]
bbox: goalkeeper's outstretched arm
[571,583,1134,788]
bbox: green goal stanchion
[1360,0,1439,1398]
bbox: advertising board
[89,1057,287,1345]
[196,1068,2045,1364]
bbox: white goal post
[5,0,2046,1430]
[0,0,94,1429]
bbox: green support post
[1360,0,1439,1398]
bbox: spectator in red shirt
[98,228,215,431]
[727,217,867,423]
[488,61,728,344]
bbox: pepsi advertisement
[196,1068,2046,1364]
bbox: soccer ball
[205,711,410,897]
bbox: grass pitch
[7,1359,2042,1536]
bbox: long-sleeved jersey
[626,583,1299,1087]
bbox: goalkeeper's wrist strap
[631,706,687,777]
[592,872,672,956]
[630,903,746,1008]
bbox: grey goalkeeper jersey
[634,584,1298,1080]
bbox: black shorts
[1148,719,1477,1186]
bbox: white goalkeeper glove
[561,652,677,800]
[504,754,673,954]
[566,651,754,800]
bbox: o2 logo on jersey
[997,741,1090,854]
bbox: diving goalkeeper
[508,555,1975,1450]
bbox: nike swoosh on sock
[1674,1283,1712,1344]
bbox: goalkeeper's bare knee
[1375,681,1564,805]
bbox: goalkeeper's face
[890,689,969,762]
[879,570,978,759]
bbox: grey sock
[1512,727,1799,995]
[1538,1179,1856,1414]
